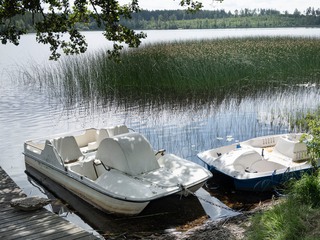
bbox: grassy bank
[25,37,320,105]
[247,112,320,240]
[247,173,320,240]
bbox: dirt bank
[109,198,280,240]
[164,198,279,240]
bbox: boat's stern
[157,154,213,193]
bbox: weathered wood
[0,215,62,234]
[4,221,80,239]
[39,229,91,240]
[0,167,101,239]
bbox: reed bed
[25,37,320,106]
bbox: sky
[119,0,319,14]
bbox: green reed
[26,37,320,105]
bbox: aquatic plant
[24,37,320,106]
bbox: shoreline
[112,198,280,240]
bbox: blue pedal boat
[197,133,318,192]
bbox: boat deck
[0,167,101,239]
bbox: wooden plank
[0,212,62,229]
[0,211,98,240]
[4,220,78,239]
[0,211,35,224]
[0,167,101,240]
[28,223,94,240]
[0,211,66,236]
[33,227,92,240]
[0,209,52,224]
[0,205,18,212]
[57,231,99,240]
[34,228,87,240]
[0,214,61,233]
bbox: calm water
[1,28,320,236]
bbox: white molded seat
[250,160,285,172]
[106,125,129,137]
[232,149,262,170]
[273,136,308,161]
[87,128,110,150]
[69,160,98,180]
[96,132,160,175]
[52,136,84,163]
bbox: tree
[0,0,210,60]
[293,8,301,17]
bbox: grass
[23,36,320,106]
[247,111,320,240]
[247,173,320,240]
[248,199,319,240]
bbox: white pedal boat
[197,133,318,192]
[24,125,212,215]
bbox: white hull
[198,133,318,191]
[24,126,212,215]
[25,156,148,215]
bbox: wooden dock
[0,167,101,239]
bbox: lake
[1,28,320,236]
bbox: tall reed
[25,37,320,106]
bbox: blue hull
[208,166,313,192]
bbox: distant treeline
[120,8,320,30]
[5,7,320,32]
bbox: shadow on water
[25,165,208,239]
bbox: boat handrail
[93,159,110,173]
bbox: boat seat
[233,164,245,172]
[232,149,262,170]
[273,136,308,161]
[87,128,110,151]
[86,125,129,151]
[250,160,286,172]
[95,132,160,176]
[69,160,98,180]
[106,125,129,137]
[52,136,84,164]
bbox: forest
[5,7,320,32]
[120,7,320,30]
